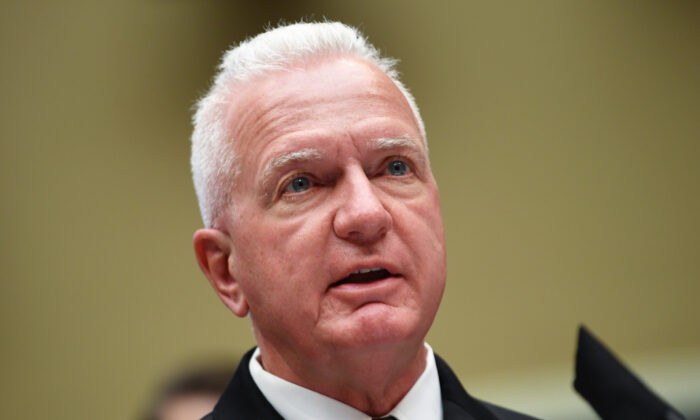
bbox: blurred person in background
[143,364,233,420]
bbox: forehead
[224,58,424,185]
[228,58,419,139]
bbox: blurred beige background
[2,1,698,419]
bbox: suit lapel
[209,348,284,420]
[435,354,499,420]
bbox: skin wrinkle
[229,97,309,157]
[229,59,403,154]
[258,138,426,206]
[254,102,314,147]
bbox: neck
[256,338,428,416]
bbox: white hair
[190,21,426,227]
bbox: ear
[193,228,249,317]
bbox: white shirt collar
[249,343,442,420]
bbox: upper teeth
[353,267,383,274]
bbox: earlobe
[193,229,249,317]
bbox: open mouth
[330,267,396,288]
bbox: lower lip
[329,275,402,295]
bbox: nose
[333,167,392,245]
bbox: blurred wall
[1,1,698,419]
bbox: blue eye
[285,176,311,193]
[387,160,408,176]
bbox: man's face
[219,57,446,362]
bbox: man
[190,21,537,420]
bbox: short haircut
[190,21,426,227]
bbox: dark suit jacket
[203,348,540,420]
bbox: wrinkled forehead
[223,57,423,155]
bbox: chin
[328,304,429,350]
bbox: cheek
[424,191,446,249]
[401,189,445,245]
[231,210,332,305]
[400,191,447,285]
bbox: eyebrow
[369,137,422,152]
[371,136,428,168]
[262,148,323,182]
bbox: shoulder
[435,353,543,420]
